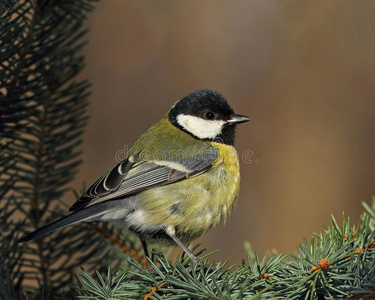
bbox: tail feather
[17,200,122,243]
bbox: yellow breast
[138,142,240,241]
[208,142,240,224]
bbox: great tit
[18,89,250,264]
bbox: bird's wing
[69,146,218,211]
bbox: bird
[18,89,250,265]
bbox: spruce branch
[0,0,18,15]
[1,1,143,298]
[78,199,375,300]
[86,222,148,267]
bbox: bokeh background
[71,1,375,264]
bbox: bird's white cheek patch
[176,114,225,139]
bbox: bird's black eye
[204,111,216,120]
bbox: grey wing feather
[69,158,136,211]
[18,199,132,243]
[70,146,218,211]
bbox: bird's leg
[140,239,155,272]
[141,239,149,258]
[165,225,198,265]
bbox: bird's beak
[227,114,251,124]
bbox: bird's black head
[169,89,250,145]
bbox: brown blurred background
[72,1,375,264]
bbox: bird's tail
[17,200,120,243]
